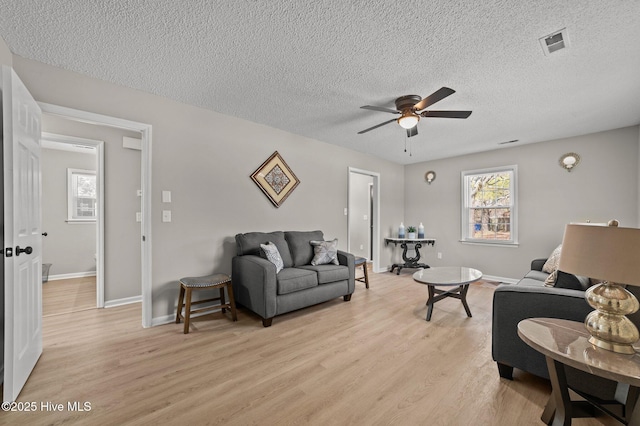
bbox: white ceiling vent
[539,28,570,56]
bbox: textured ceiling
[1,1,639,164]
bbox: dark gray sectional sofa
[231,230,355,327]
[492,258,640,401]
[492,258,592,380]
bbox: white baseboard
[482,274,518,285]
[152,314,175,327]
[104,295,142,308]
[47,271,96,281]
[151,302,232,327]
[375,267,518,285]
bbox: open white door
[2,66,43,402]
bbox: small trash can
[42,263,52,283]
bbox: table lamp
[558,221,640,354]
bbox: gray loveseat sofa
[231,230,355,327]
[492,258,640,402]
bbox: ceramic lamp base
[584,281,639,354]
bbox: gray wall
[41,147,96,276]
[41,116,142,302]
[404,126,640,280]
[15,54,637,321]
[349,172,373,260]
[13,57,405,321]
[0,35,11,67]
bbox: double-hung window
[461,165,517,245]
[67,168,97,222]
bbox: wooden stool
[354,257,369,289]
[176,273,237,334]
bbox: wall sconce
[424,171,436,184]
[559,152,580,172]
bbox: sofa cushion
[285,230,324,266]
[260,242,284,273]
[299,264,350,284]
[310,239,339,265]
[236,231,293,268]
[276,267,318,295]
[524,268,590,291]
[516,277,548,288]
[524,270,549,282]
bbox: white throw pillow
[260,242,284,273]
[542,244,562,273]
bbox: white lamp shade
[558,224,640,286]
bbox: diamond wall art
[250,151,300,207]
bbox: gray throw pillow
[260,242,284,273]
[310,239,339,266]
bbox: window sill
[66,219,96,224]
[459,240,519,248]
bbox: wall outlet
[136,212,141,222]
[344,208,348,216]
[360,244,364,250]
[437,252,442,259]
[162,210,172,223]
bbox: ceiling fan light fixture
[397,111,419,129]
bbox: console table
[518,318,640,425]
[384,237,435,275]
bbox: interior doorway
[39,102,153,328]
[348,167,381,272]
[40,132,103,312]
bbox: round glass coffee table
[412,267,483,321]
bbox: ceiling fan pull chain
[404,133,407,153]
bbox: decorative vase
[418,223,424,239]
[398,222,405,238]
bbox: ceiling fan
[358,87,472,138]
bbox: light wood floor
[4,271,616,425]
[42,276,97,317]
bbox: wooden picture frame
[251,151,300,207]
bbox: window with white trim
[67,168,97,222]
[461,166,517,244]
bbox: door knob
[15,246,33,256]
[42,232,48,236]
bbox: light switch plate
[136,189,142,197]
[136,212,141,222]
[162,210,172,222]
[162,190,171,203]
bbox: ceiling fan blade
[414,87,456,111]
[360,105,400,114]
[406,126,418,138]
[420,110,472,119]
[357,118,397,134]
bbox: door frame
[347,167,381,273]
[38,102,153,328]
[41,132,105,307]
